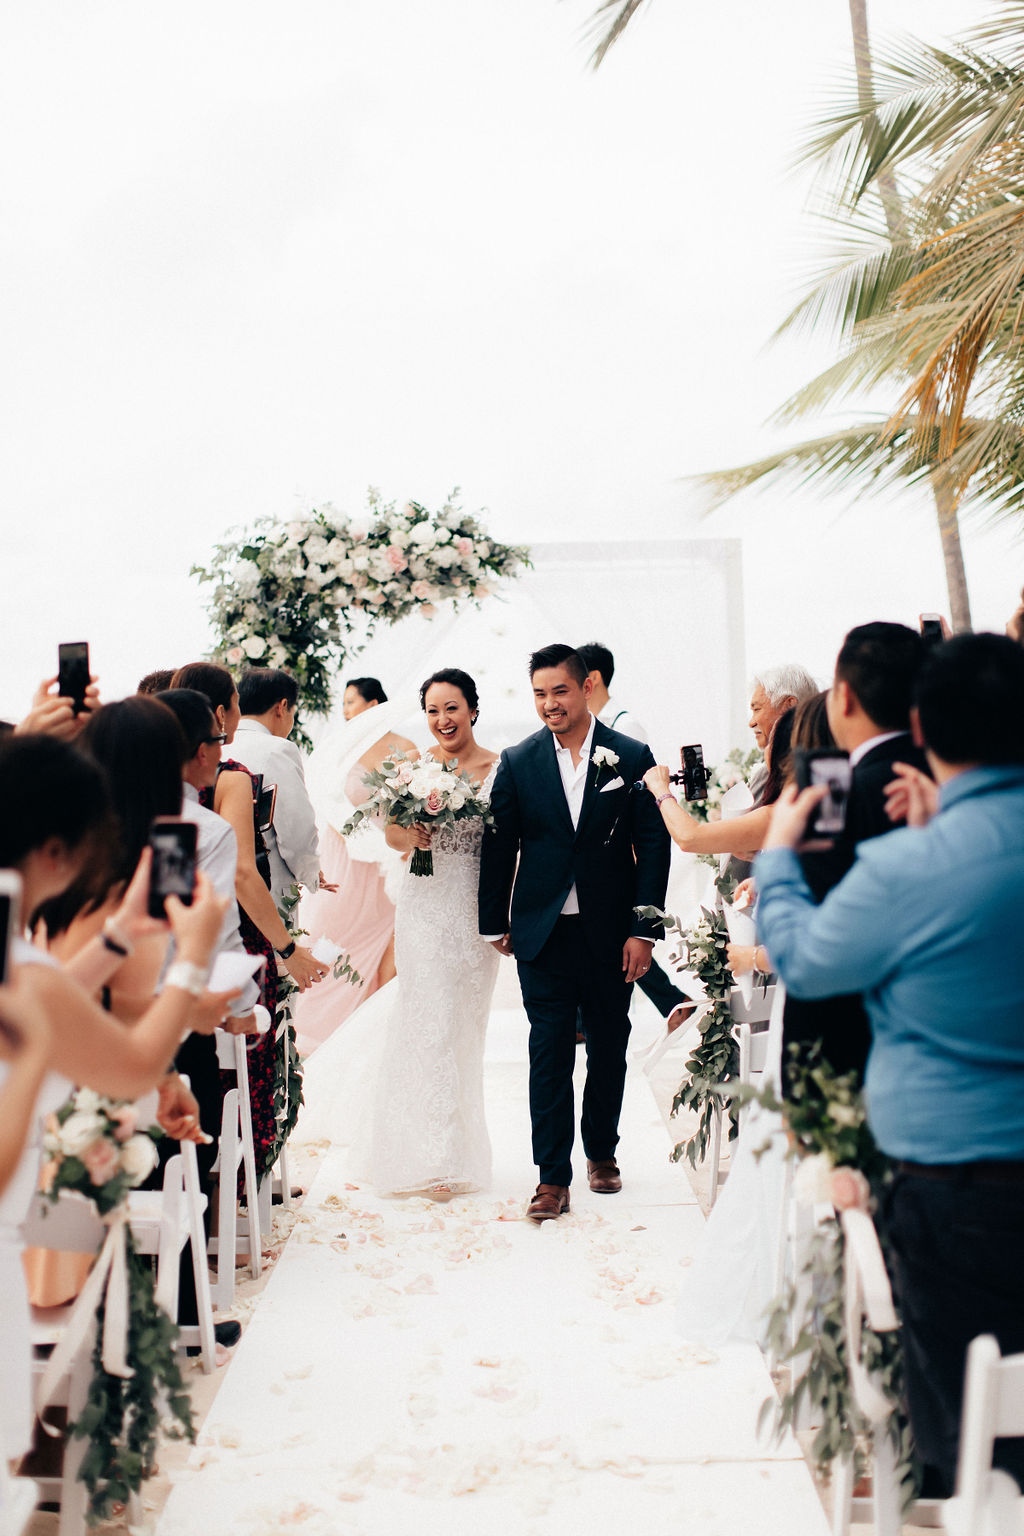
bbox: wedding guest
[778,622,930,1083]
[0,732,229,1460]
[756,633,1024,1495]
[642,708,795,858]
[576,641,648,742]
[296,677,416,1055]
[137,668,175,695]
[577,641,688,1037]
[230,668,326,910]
[25,696,207,1307]
[15,675,101,741]
[0,974,51,1198]
[747,665,818,796]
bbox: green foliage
[70,1233,194,1525]
[637,903,741,1167]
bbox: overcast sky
[2,0,1016,723]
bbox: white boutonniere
[591,745,620,788]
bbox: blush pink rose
[425,790,443,815]
[829,1166,871,1212]
[397,764,415,784]
[411,580,432,601]
[109,1105,138,1143]
[455,537,473,556]
[386,545,407,571]
[82,1138,121,1187]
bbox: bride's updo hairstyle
[419,668,480,724]
[346,677,387,706]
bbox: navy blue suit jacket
[477,718,671,965]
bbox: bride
[356,667,500,1199]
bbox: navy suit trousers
[517,916,632,1186]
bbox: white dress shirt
[173,784,260,1013]
[598,697,648,744]
[848,730,905,769]
[554,714,597,916]
[231,718,321,903]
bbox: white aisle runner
[156,1007,829,1536]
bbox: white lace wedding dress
[349,766,500,1197]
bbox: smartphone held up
[794,748,851,841]
[57,641,90,714]
[0,871,22,988]
[147,818,198,918]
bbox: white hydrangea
[232,559,262,597]
[120,1133,159,1185]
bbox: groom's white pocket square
[600,776,625,793]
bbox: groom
[479,644,671,1220]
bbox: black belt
[896,1158,1024,1184]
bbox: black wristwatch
[276,940,296,960]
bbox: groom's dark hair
[529,644,587,686]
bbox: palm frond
[574,0,653,70]
[688,420,934,515]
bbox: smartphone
[794,748,852,838]
[256,781,277,834]
[147,817,198,918]
[679,744,709,801]
[0,870,22,988]
[920,614,944,649]
[57,641,90,714]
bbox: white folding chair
[127,1145,216,1373]
[23,1192,106,1536]
[944,1335,1024,1536]
[257,1009,295,1236]
[208,1031,262,1311]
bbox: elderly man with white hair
[747,664,818,798]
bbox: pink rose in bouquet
[386,545,408,571]
[425,789,443,815]
[109,1105,138,1143]
[83,1138,121,1187]
[829,1165,871,1212]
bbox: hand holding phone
[679,744,709,801]
[147,818,198,918]
[57,642,90,715]
[793,748,851,840]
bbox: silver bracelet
[164,960,209,997]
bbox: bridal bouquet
[341,752,494,876]
[43,1087,161,1216]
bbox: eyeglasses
[204,733,228,746]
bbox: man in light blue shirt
[755,633,1024,1494]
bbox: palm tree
[575,2,1024,629]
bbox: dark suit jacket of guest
[478,718,671,965]
[786,730,932,1081]
[801,731,931,903]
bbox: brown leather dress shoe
[526,1184,570,1221]
[587,1159,622,1194]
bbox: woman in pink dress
[295,679,416,1055]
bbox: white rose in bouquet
[335,557,354,579]
[325,537,350,562]
[120,1133,159,1185]
[59,1112,107,1157]
[353,554,370,572]
[410,523,437,548]
[74,1088,102,1115]
[243,635,267,659]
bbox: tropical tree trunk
[933,478,974,631]
[848,0,973,630]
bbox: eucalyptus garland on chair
[39,1091,194,1523]
[637,903,741,1167]
[737,1045,918,1511]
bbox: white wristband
[165,961,210,997]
